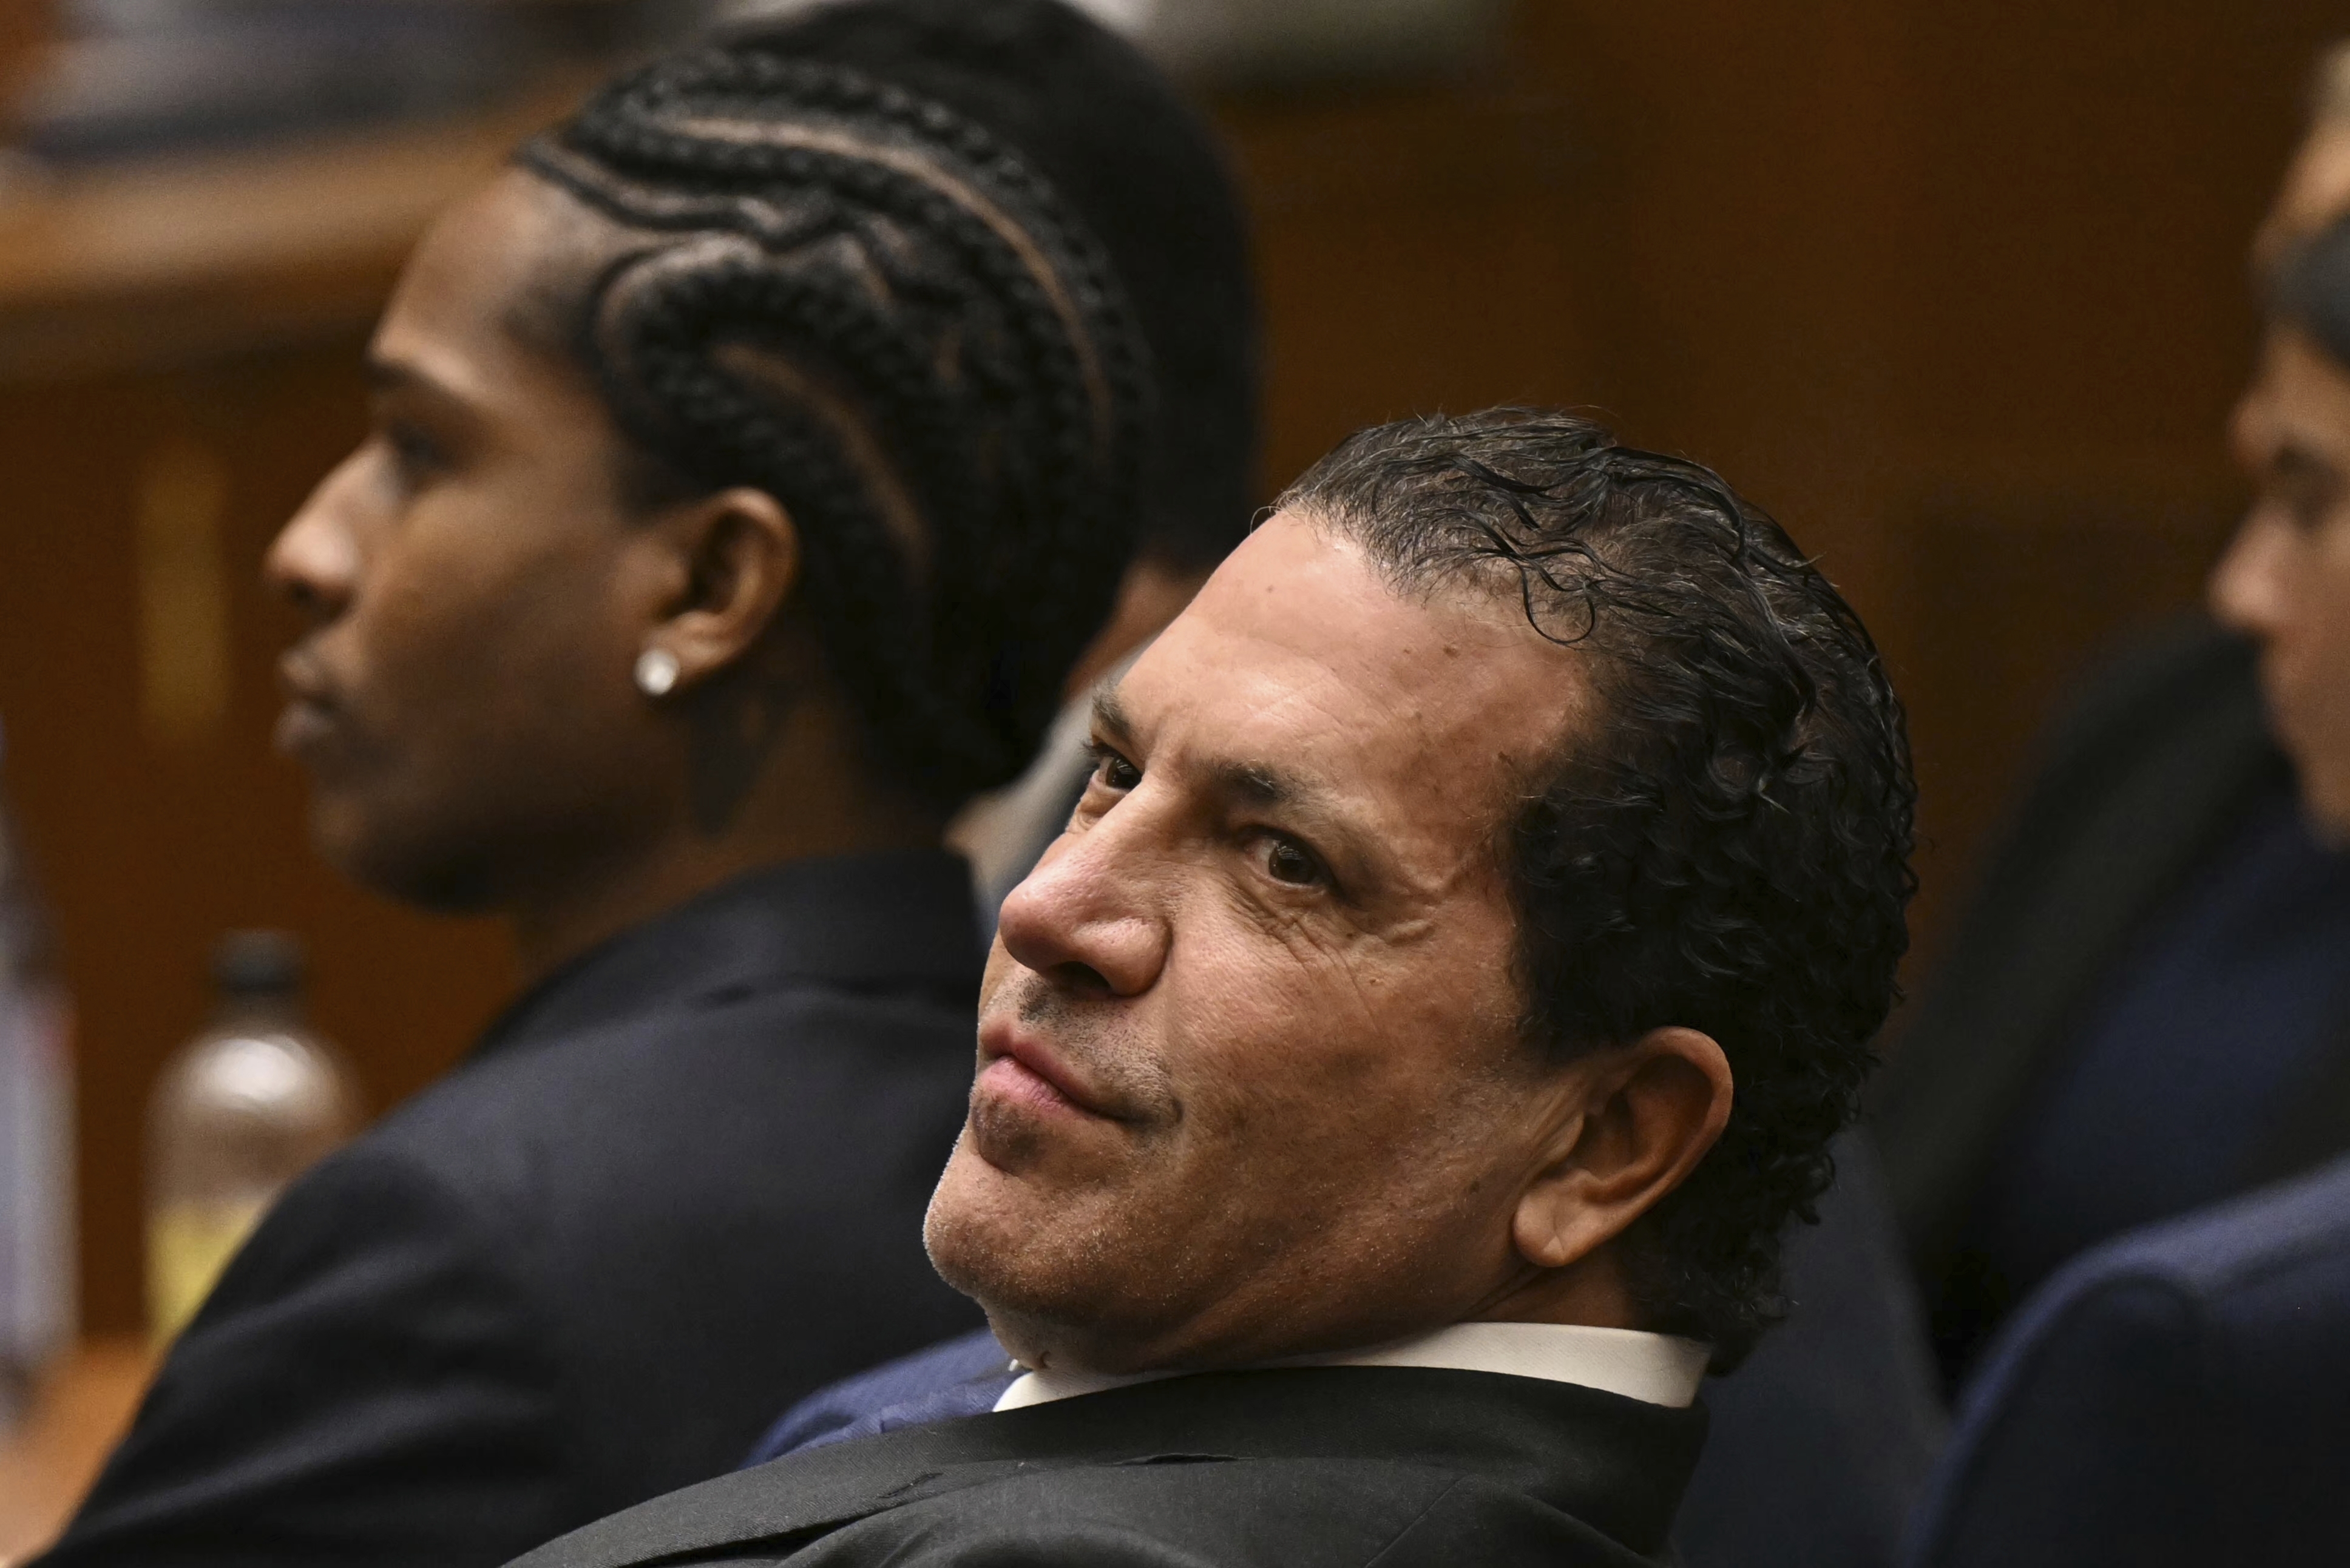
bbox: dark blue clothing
[1908,1151,2350,1566]
[1963,781,2350,1309]
[1872,626,2350,1390]
[40,853,987,1568]
[750,1328,1011,1462]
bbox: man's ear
[1510,1027,1733,1273]
[637,486,801,689]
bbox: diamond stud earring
[634,647,681,698]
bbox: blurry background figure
[1872,41,2350,1396]
[143,931,351,1345]
[8,0,679,163]
[1906,203,2350,1555]
[4,0,1510,168]
[0,724,73,1430]
[726,0,1507,90]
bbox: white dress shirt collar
[993,1322,1710,1413]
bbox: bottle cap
[211,930,305,998]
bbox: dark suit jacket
[36,853,988,1568]
[515,1365,1706,1568]
[1866,624,2350,1374]
[751,1130,1947,1568]
[1906,1151,2350,1566]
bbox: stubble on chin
[921,1139,1166,1371]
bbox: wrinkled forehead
[1120,510,1588,839]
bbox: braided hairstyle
[514,14,1154,810]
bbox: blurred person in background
[1871,41,2350,1395]
[2222,233,2350,830]
[7,0,673,161]
[32,3,1255,1566]
[1898,207,2350,1568]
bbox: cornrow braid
[516,39,1154,809]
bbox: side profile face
[2253,118,2350,274]
[2210,114,2350,840]
[924,509,1728,1373]
[2217,325,2350,837]
[267,173,689,908]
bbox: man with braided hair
[34,5,1253,1567]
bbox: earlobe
[1511,1107,1597,1271]
[644,487,802,692]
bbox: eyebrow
[1090,684,1137,746]
[2272,441,2336,479]
[362,353,469,414]
[1205,757,1305,808]
[1090,684,1328,814]
[362,353,415,394]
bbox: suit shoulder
[1909,1269,2208,1565]
[164,1134,549,1378]
[786,1458,1653,1568]
[2038,1156,2350,1373]
[1915,1161,2350,1564]
[360,980,973,1229]
[2051,1154,2350,1299]
[376,979,970,1151]
[210,1130,504,1285]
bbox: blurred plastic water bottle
[146,931,355,1345]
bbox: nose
[264,452,367,625]
[994,808,1170,1000]
[2208,508,2294,644]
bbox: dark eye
[1092,749,1141,792]
[383,421,445,484]
[2289,488,2338,536]
[1263,837,1322,887]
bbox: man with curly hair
[510,407,1917,1568]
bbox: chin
[923,1144,1190,1374]
[312,797,500,913]
[922,1143,1021,1299]
[924,1147,1099,1327]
